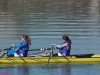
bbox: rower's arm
[56,43,68,49]
[15,42,27,48]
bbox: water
[0,0,100,75]
[0,64,100,75]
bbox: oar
[16,49,27,63]
[0,46,13,58]
[28,48,52,51]
[1,48,52,51]
[47,45,54,65]
[0,46,27,62]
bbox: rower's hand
[12,44,15,47]
[11,44,16,49]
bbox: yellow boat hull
[0,54,100,64]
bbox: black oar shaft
[28,49,40,51]
[0,46,13,58]
[47,46,54,65]
[47,51,52,65]
[0,53,6,58]
[1,48,52,51]
[28,48,52,51]
[16,50,27,63]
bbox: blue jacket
[8,41,29,56]
[57,41,71,56]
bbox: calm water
[0,0,100,75]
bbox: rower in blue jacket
[8,35,31,57]
[52,35,71,56]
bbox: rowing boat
[0,54,100,64]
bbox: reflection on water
[0,64,100,75]
[0,0,100,75]
[0,65,29,75]
[56,64,71,75]
[0,64,71,75]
